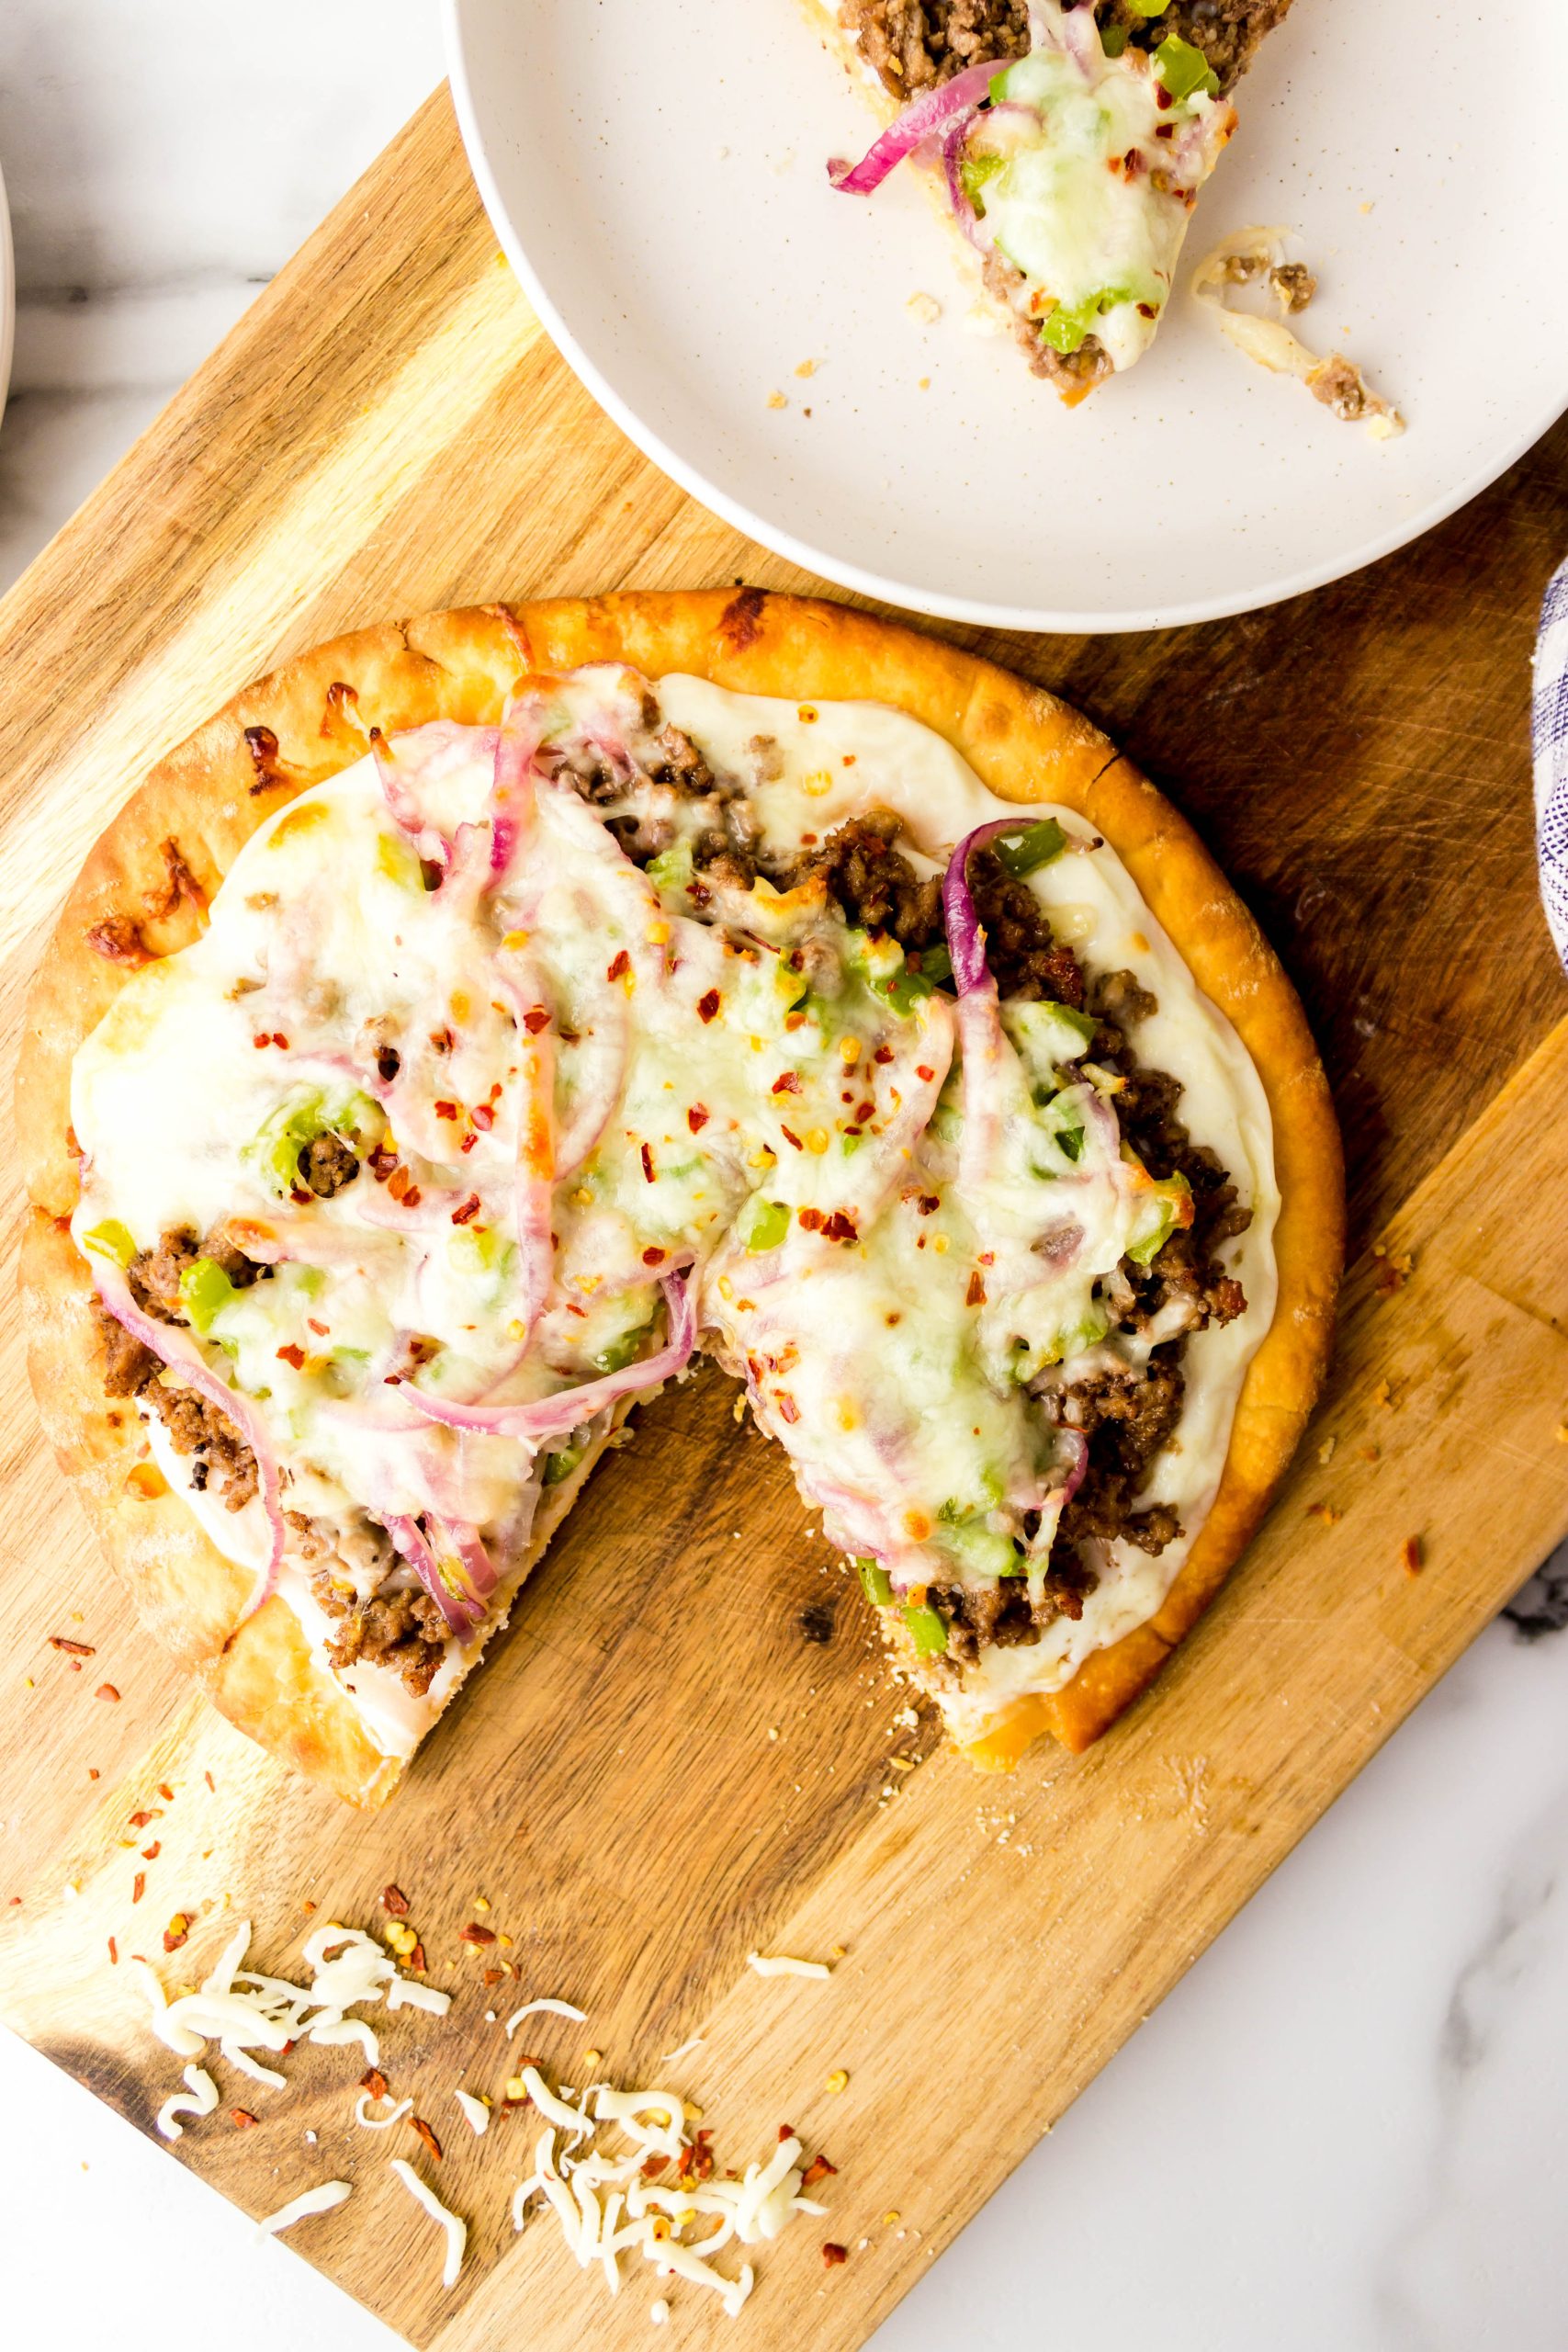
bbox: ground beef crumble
[308,1561,448,1697]
[840,0,1292,101]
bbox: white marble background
[3,7,1567,2349]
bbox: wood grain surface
[1,86,1566,2352]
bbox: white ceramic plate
[446,0,1568,634]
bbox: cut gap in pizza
[818,0,1296,400]
[18,593,1341,1804]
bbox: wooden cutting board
[3,86,1567,2351]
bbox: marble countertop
[3,6,1566,2347]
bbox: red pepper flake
[1402,1534,1425,1577]
[230,2109,259,2131]
[778,2123,797,2143]
[801,2153,838,2190]
[272,1034,289,1049]
[690,2128,716,2181]
[276,1343,306,1370]
[141,1842,161,1861]
[640,2152,670,2178]
[252,1034,271,1050]
[458,1922,497,1946]
[797,1207,823,1232]
[434,1099,460,1120]
[450,1193,482,1226]
[642,1246,667,1266]
[410,2117,443,2162]
[460,1134,478,1153]
[49,1635,96,1657]
[772,1071,801,1095]
[821,1211,859,1244]
[429,1027,455,1055]
[388,1164,412,1202]
[777,1393,801,1425]
[402,1187,423,1209]
[129,1811,156,1829]
[470,1102,494,1132]
[88,1768,100,1781]
[873,1045,894,1065]
[381,1884,411,1917]
[822,2242,849,2268]
[482,1967,503,1986]
[779,1125,803,1151]
[131,1872,146,1904]
[203,1771,216,1792]
[917,1193,939,1215]
[95,1684,120,1703]
[163,1916,189,1953]
[606,950,631,983]
[409,1940,428,1973]
[965,1272,987,1307]
[696,989,720,1023]
[367,1145,397,1182]
[523,1006,551,1035]
[306,1318,330,1338]
[107,1937,118,1964]
[157,1783,174,1802]
[360,2067,389,2101]
[916,1064,935,1082]
[687,1103,710,1134]
[640,1142,656,1183]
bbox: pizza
[818,0,1296,400]
[17,592,1341,1806]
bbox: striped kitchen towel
[1534,556,1568,967]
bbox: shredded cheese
[354,2092,413,2132]
[510,2060,829,2317]
[256,2180,353,2237]
[389,2158,468,2290]
[155,2063,219,2142]
[133,1919,449,2133]
[454,2089,491,2137]
[745,1952,832,1980]
[505,1996,588,2035]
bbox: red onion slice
[829,58,996,196]
[382,1513,482,1637]
[553,999,628,1182]
[87,1247,286,1621]
[403,1272,695,1444]
[370,730,451,873]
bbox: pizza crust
[17,590,1342,1795]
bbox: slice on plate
[818,0,1296,399]
[17,591,1340,1804]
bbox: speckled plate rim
[443,0,1568,637]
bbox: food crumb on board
[906,291,942,325]
[795,358,819,379]
[1402,1534,1425,1577]
[1316,1434,1337,1464]
[766,390,787,411]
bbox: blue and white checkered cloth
[1533,557,1568,967]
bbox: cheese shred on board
[389,2157,468,2289]
[510,2071,831,2316]
[134,1919,448,2121]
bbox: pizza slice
[18,593,1339,1804]
[818,0,1296,399]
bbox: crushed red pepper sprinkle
[822,2242,849,2268]
[1402,1534,1425,1577]
[410,2117,443,2162]
[107,1937,118,1965]
[231,2109,258,2131]
[95,1685,120,1703]
[457,1922,497,1946]
[381,1884,411,1917]
[131,1873,145,1904]
[49,1636,95,1658]
[360,2067,389,2101]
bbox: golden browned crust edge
[18,588,1339,1785]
